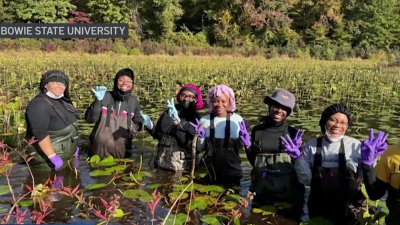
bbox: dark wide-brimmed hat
[264,89,295,115]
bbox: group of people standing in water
[25,68,399,225]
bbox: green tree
[343,0,400,49]
[87,0,131,23]
[7,0,76,23]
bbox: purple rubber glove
[49,154,63,171]
[73,147,80,169]
[74,147,79,158]
[375,131,389,158]
[280,129,304,159]
[239,121,251,148]
[361,129,388,165]
[189,118,206,139]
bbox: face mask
[180,101,196,110]
[46,91,64,99]
[325,130,344,142]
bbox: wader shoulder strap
[209,113,231,147]
[43,97,69,125]
[105,104,112,127]
[279,124,289,153]
[313,137,346,171]
[312,137,324,172]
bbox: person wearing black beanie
[25,70,79,171]
[85,68,146,158]
[291,103,363,225]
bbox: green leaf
[222,201,237,210]
[147,183,161,189]
[89,170,112,177]
[0,185,11,196]
[200,215,221,225]
[113,208,125,219]
[122,189,152,202]
[18,199,33,207]
[98,155,116,167]
[188,196,216,211]
[105,165,127,173]
[168,192,189,201]
[233,217,240,225]
[164,213,187,225]
[89,155,101,165]
[85,183,107,190]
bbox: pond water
[1,56,400,224]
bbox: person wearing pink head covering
[144,84,204,172]
[192,84,251,187]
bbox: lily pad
[0,185,11,196]
[85,183,107,190]
[122,189,152,202]
[200,215,221,225]
[164,213,187,225]
[89,170,112,177]
[18,199,34,207]
[168,191,189,201]
[98,155,116,167]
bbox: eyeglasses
[179,93,196,101]
[118,79,134,84]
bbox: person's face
[117,75,134,92]
[178,90,197,103]
[269,104,289,123]
[46,81,66,97]
[326,112,349,137]
[212,94,229,117]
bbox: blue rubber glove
[281,129,304,159]
[166,98,180,122]
[49,154,63,171]
[140,111,153,129]
[239,121,251,148]
[361,129,388,165]
[91,86,107,101]
[189,119,206,139]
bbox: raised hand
[280,129,304,159]
[239,121,251,148]
[361,129,388,165]
[166,98,180,122]
[140,111,154,129]
[91,86,107,101]
[189,118,206,139]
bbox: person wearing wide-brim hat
[246,89,305,223]
[25,70,80,171]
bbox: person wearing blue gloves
[192,84,250,187]
[25,70,79,171]
[85,68,145,158]
[246,89,305,223]
[144,84,204,172]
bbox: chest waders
[28,98,78,171]
[155,134,192,172]
[251,125,305,221]
[90,98,136,158]
[308,137,360,225]
[386,186,400,225]
[203,114,242,184]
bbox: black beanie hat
[319,103,352,133]
[113,68,134,91]
[40,70,69,91]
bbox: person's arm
[294,143,313,185]
[132,97,144,131]
[246,127,257,167]
[85,93,108,123]
[37,135,56,157]
[148,111,175,140]
[361,164,389,200]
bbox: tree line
[1,0,399,59]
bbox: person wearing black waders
[289,104,368,225]
[142,84,204,172]
[25,70,79,171]
[191,84,251,188]
[360,129,400,225]
[85,68,146,158]
[246,89,305,223]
